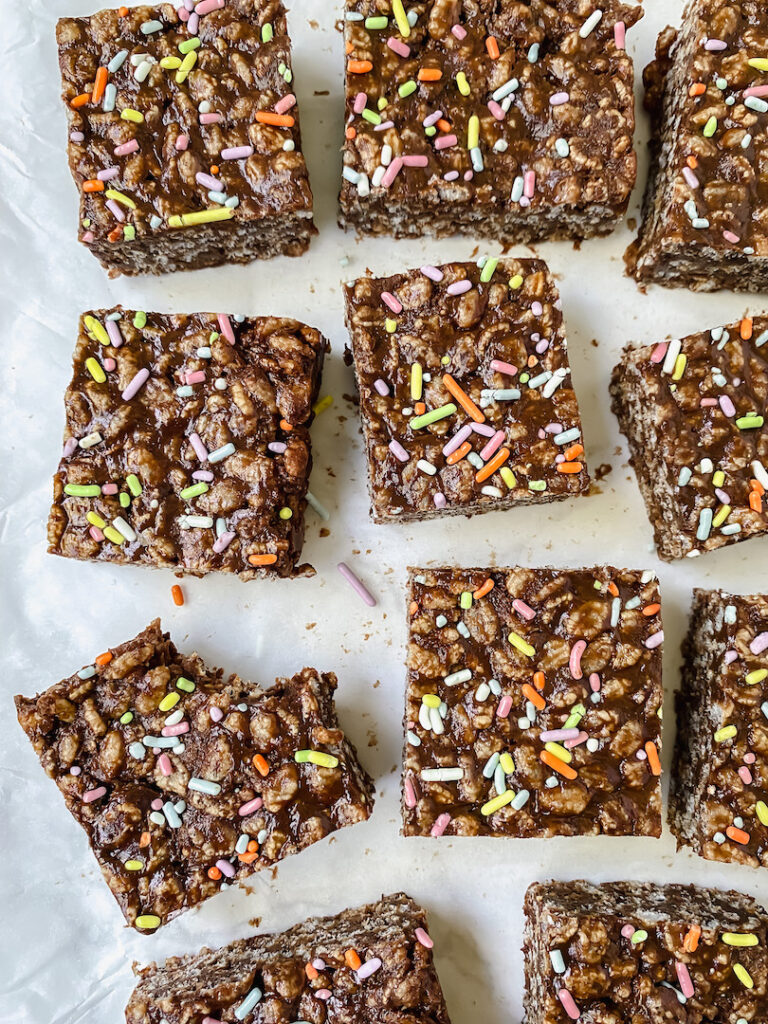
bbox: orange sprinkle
[689,82,706,97]
[92,66,108,104]
[563,443,584,462]
[436,118,452,133]
[540,750,577,780]
[210,165,219,175]
[741,317,753,340]
[446,440,472,466]
[749,490,763,513]
[607,581,619,597]
[726,825,750,845]
[527,354,538,369]
[348,59,373,74]
[345,126,357,139]
[247,840,258,852]
[683,924,701,953]
[645,741,662,777]
[522,683,545,710]
[473,578,495,600]
[306,963,319,980]
[171,584,184,606]
[107,226,123,242]
[345,949,362,970]
[280,419,293,432]
[409,600,419,615]
[207,866,222,880]
[442,373,485,423]
[752,479,766,497]
[642,603,661,617]
[418,68,442,82]
[139,831,151,848]
[475,447,510,483]
[248,553,278,566]
[83,179,105,192]
[486,36,500,60]
[686,155,698,169]
[71,92,90,108]
[532,671,545,692]
[414,401,426,415]
[95,651,113,666]
[557,461,583,474]
[118,5,129,14]
[253,753,270,777]
[238,851,259,864]
[345,40,354,55]
[255,111,295,127]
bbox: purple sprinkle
[189,431,209,462]
[192,470,214,482]
[97,166,119,181]
[724,650,738,664]
[423,109,443,127]
[539,728,580,743]
[210,706,224,722]
[531,301,543,316]
[373,378,390,396]
[433,492,447,508]
[535,338,549,354]
[70,131,85,142]
[221,145,254,160]
[374,120,394,131]
[357,958,382,980]
[451,24,467,40]
[751,632,768,655]
[550,91,569,106]
[444,170,459,181]
[389,439,410,462]
[268,441,287,453]
[337,562,377,607]
[447,280,472,296]
[443,423,473,457]
[645,631,664,650]
[682,166,700,189]
[472,422,495,438]
[215,859,236,879]
[63,437,78,457]
[122,368,150,402]
[196,171,222,190]
[212,531,235,554]
[105,319,124,348]
[704,38,727,51]
[420,265,444,281]
[718,394,736,417]
[715,488,730,504]
[106,199,125,222]
[70,766,81,776]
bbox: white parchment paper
[2,1,768,1021]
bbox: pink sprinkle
[636,749,647,761]
[745,85,768,98]
[480,430,505,461]
[682,166,699,188]
[719,394,736,417]
[178,5,189,20]
[217,313,236,345]
[715,487,730,504]
[745,752,757,765]
[158,754,172,776]
[614,20,626,49]
[82,230,95,243]
[381,290,403,313]
[531,301,543,317]
[650,342,668,364]
[114,139,139,157]
[215,858,236,878]
[274,93,297,115]
[357,957,382,980]
[238,797,263,816]
[373,378,390,396]
[451,24,467,40]
[106,199,126,222]
[569,639,587,680]
[70,131,84,142]
[186,370,206,385]
[550,91,569,106]
[122,368,150,401]
[403,154,428,167]
[675,961,694,999]
[557,988,580,1020]
[200,112,222,125]
[421,265,443,281]
[750,632,768,655]
[435,133,458,150]
[490,359,517,376]
[487,100,505,120]
[103,357,116,372]
[337,562,377,607]
[189,431,209,461]
[423,110,443,128]
[725,650,738,665]
[430,813,451,837]
[97,166,119,181]
[564,731,589,750]
[512,599,536,621]
[221,144,253,160]
[315,990,331,1001]
[151,798,164,811]
[723,230,741,243]
[162,722,189,736]
[621,924,635,938]
[188,11,199,32]
[353,91,367,114]
[739,766,753,785]
[387,36,411,58]
[389,439,410,462]
[404,776,417,808]
[196,172,222,190]
[210,706,224,722]
[645,631,664,650]
[464,169,474,181]
[589,672,601,692]
[195,0,223,13]
[203,1018,223,1024]
[540,728,580,743]
[374,120,394,131]
[472,422,495,437]
[443,423,473,457]
[83,786,107,803]
[704,38,727,51]
[700,398,717,407]
[523,170,536,198]
[497,695,513,718]
[175,134,189,151]
[213,530,235,553]
[89,526,104,542]
[102,483,118,495]
[416,927,434,948]
[193,470,214,481]
[105,320,123,348]
[434,492,447,508]
[382,156,403,188]
[447,279,472,296]
[63,437,78,457]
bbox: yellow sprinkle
[391,0,410,37]
[509,274,524,289]
[378,97,388,111]
[85,357,106,383]
[84,315,110,345]
[103,526,124,545]
[160,56,182,69]
[481,790,515,816]
[714,725,737,741]
[159,692,181,711]
[713,470,725,487]
[86,511,106,529]
[385,318,397,333]
[456,71,470,96]
[411,362,423,401]
[508,632,535,657]
[722,932,759,947]
[313,395,333,415]
[467,114,480,150]
[305,751,339,768]
[712,504,731,527]
[168,207,236,228]
[120,108,144,123]
[746,669,768,684]
[756,801,768,826]
[733,963,754,989]
[500,466,517,489]
[124,860,144,871]
[136,915,161,930]
[422,693,441,708]
[672,353,687,381]
[499,752,515,774]
[105,189,137,210]
[544,742,572,764]
[748,58,768,71]
[175,50,198,83]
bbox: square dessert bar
[671,588,768,868]
[15,620,374,933]
[340,0,642,242]
[403,566,663,838]
[126,893,451,1023]
[611,319,768,561]
[48,308,328,579]
[344,259,590,523]
[627,0,768,292]
[57,1,315,276]
[523,880,768,1023]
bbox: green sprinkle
[133,311,147,329]
[631,929,648,944]
[362,108,382,124]
[364,15,388,28]
[294,749,339,768]
[736,414,764,429]
[126,474,142,496]
[64,483,101,497]
[180,482,209,500]
[398,80,417,98]
[410,403,457,429]
[480,257,499,283]
[261,23,273,43]
[119,492,130,508]
[528,480,547,492]
[123,225,136,241]
[460,591,473,610]
[425,125,436,136]
[703,115,718,137]
[377,96,388,110]
[519,372,530,383]
[178,36,201,53]
[120,711,134,724]
[176,676,195,692]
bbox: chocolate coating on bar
[47,308,328,579]
[403,567,663,838]
[126,892,451,1023]
[57,1,314,274]
[627,1,768,291]
[15,620,374,932]
[610,319,768,561]
[340,0,641,241]
[344,259,589,523]
[523,879,768,1023]
[672,588,768,868]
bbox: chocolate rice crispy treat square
[610,318,768,561]
[57,1,315,277]
[523,879,768,1023]
[15,620,375,933]
[403,566,664,838]
[671,588,768,868]
[47,307,328,580]
[344,258,590,523]
[627,0,768,292]
[125,892,451,1022]
[339,0,642,243]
